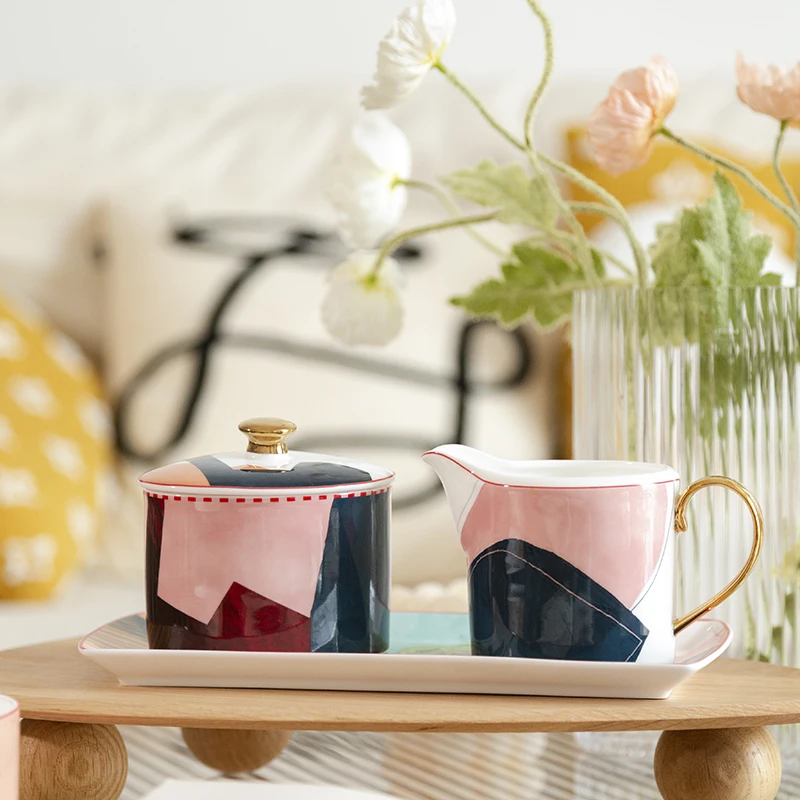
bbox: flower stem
[435,61,598,280]
[569,201,617,217]
[772,120,800,283]
[512,0,602,282]
[541,153,649,284]
[569,202,639,276]
[774,121,800,214]
[370,211,499,279]
[435,62,525,152]
[522,0,554,151]
[594,250,636,278]
[517,0,597,280]
[436,53,640,286]
[659,126,800,229]
[402,179,507,256]
[545,191,600,283]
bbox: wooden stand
[3,639,800,799]
[180,728,292,773]
[654,726,782,800]
[19,720,128,800]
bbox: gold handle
[238,418,296,455]
[673,476,764,634]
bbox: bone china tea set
[139,417,764,666]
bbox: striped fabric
[121,727,800,799]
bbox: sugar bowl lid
[139,417,394,497]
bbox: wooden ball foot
[20,720,127,800]
[654,727,782,800]
[181,728,292,773]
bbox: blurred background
[0,0,796,87]
[2,0,800,639]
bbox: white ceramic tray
[79,612,731,700]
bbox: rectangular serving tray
[79,612,731,699]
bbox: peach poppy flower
[736,54,800,123]
[588,56,679,175]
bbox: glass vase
[571,286,800,755]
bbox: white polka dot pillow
[0,290,111,599]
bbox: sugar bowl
[139,418,393,653]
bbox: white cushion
[102,182,554,587]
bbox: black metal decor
[113,214,536,511]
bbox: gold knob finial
[238,418,296,455]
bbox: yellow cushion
[565,127,799,256]
[0,291,111,599]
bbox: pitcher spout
[422,445,489,536]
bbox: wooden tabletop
[2,638,800,733]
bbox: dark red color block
[145,497,311,652]
[148,581,311,653]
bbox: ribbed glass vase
[571,286,800,754]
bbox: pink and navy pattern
[456,478,673,663]
[469,539,649,661]
[145,456,390,654]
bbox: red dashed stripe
[146,487,390,502]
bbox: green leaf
[715,172,776,285]
[771,625,784,658]
[759,272,783,286]
[647,171,781,359]
[451,242,584,330]
[441,160,558,229]
[590,248,606,280]
[650,172,777,291]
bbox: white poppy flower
[325,114,412,249]
[361,0,457,110]
[321,251,405,346]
